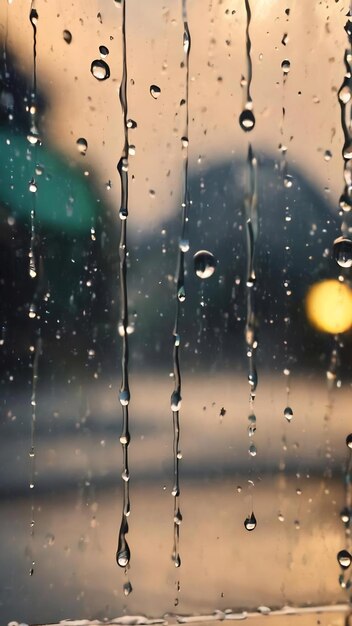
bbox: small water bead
[337,549,352,569]
[178,285,186,302]
[343,142,352,160]
[333,236,352,268]
[91,59,110,81]
[249,443,257,457]
[281,59,291,74]
[174,554,181,568]
[127,119,137,129]
[346,433,352,449]
[63,29,72,44]
[150,84,161,99]
[339,85,351,104]
[76,137,88,155]
[244,511,257,531]
[171,390,181,412]
[239,108,255,132]
[29,179,37,193]
[28,304,36,319]
[193,250,217,279]
[284,406,293,422]
[99,45,109,57]
[284,174,293,188]
[324,150,332,161]
[116,550,130,568]
[119,389,130,406]
[179,239,189,252]
[123,581,132,596]
[340,507,351,524]
[339,194,352,213]
[174,509,183,525]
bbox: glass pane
[0,1,351,624]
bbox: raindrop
[29,179,37,193]
[284,406,293,422]
[150,84,161,99]
[337,549,352,569]
[281,59,291,74]
[76,137,88,155]
[99,45,109,57]
[123,581,132,596]
[90,59,110,81]
[193,250,217,279]
[239,108,255,132]
[179,239,189,252]
[63,29,72,44]
[244,511,257,531]
[340,507,351,524]
[249,443,257,457]
[333,236,352,268]
[119,389,130,406]
[346,433,352,449]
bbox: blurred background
[0,0,352,625]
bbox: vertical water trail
[335,8,352,595]
[115,0,132,597]
[280,37,293,421]
[29,3,39,280]
[239,0,258,524]
[28,1,40,577]
[170,0,191,603]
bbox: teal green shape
[1,130,96,232]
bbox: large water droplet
[150,84,161,99]
[281,59,291,74]
[346,433,352,449]
[239,108,255,132]
[91,59,110,81]
[193,250,217,279]
[244,511,257,531]
[117,549,130,568]
[119,389,130,406]
[76,137,88,155]
[333,236,352,268]
[337,549,352,569]
[123,581,132,596]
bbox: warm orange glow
[306,279,352,334]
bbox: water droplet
[284,174,293,188]
[63,29,72,44]
[249,443,257,457]
[150,84,161,99]
[127,119,137,129]
[337,549,351,569]
[174,508,183,525]
[278,512,285,522]
[346,433,352,449]
[281,59,291,74]
[117,550,130,568]
[340,507,351,523]
[333,236,352,268]
[99,45,109,57]
[29,304,36,319]
[29,179,37,193]
[193,250,217,279]
[179,239,189,252]
[324,150,332,161]
[178,285,186,302]
[244,511,257,531]
[123,581,132,596]
[76,137,88,155]
[284,406,293,422]
[171,390,181,412]
[119,389,130,406]
[239,109,255,132]
[339,85,351,104]
[91,59,110,81]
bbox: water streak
[115,1,132,593]
[170,0,191,598]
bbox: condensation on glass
[0,1,351,625]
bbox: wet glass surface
[0,1,352,624]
